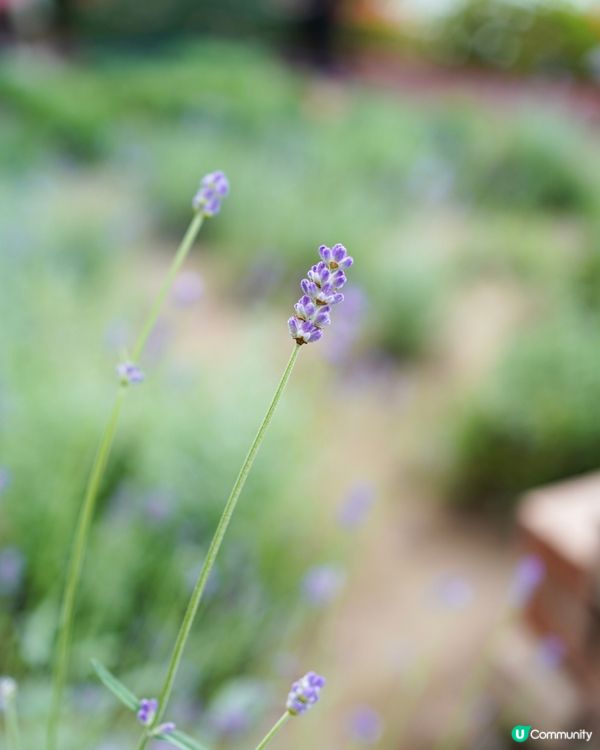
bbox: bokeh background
[1,1,600,748]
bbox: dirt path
[282,278,532,750]
[141,246,532,750]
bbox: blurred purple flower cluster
[289,244,353,345]
[137,698,158,726]
[116,362,145,386]
[286,672,326,716]
[192,171,229,217]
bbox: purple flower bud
[155,722,176,735]
[137,698,158,726]
[116,362,145,386]
[286,672,326,716]
[510,554,545,607]
[288,318,323,344]
[192,171,229,217]
[289,244,353,345]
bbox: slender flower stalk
[254,713,290,750]
[47,173,228,750]
[1,678,22,750]
[254,672,326,750]
[136,344,300,749]
[136,243,351,748]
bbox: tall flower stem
[254,712,290,750]
[132,212,204,361]
[47,212,206,750]
[136,345,301,749]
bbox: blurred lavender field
[1,1,600,748]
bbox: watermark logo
[511,725,593,743]
[512,726,531,743]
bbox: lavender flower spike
[192,171,230,216]
[116,361,145,385]
[137,698,158,726]
[289,244,353,345]
[286,672,326,716]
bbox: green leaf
[91,658,139,711]
[154,729,211,750]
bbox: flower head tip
[193,171,229,217]
[137,697,158,726]
[117,362,145,386]
[286,671,326,716]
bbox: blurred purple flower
[301,565,345,606]
[510,554,545,607]
[172,271,204,307]
[286,672,325,716]
[346,706,383,744]
[211,706,249,738]
[432,574,474,610]
[0,468,10,494]
[536,634,566,671]
[116,362,145,386]
[337,481,376,530]
[155,722,176,735]
[289,244,353,345]
[0,547,25,596]
[192,171,229,217]
[137,698,158,726]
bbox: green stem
[254,713,290,750]
[132,212,204,361]
[47,388,126,750]
[47,211,206,750]
[136,345,301,749]
[2,681,22,750]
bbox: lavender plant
[253,673,326,750]
[113,242,352,749]
[68,180,352,747]
[46,171,229,750]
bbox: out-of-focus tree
[434,0,600,80]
